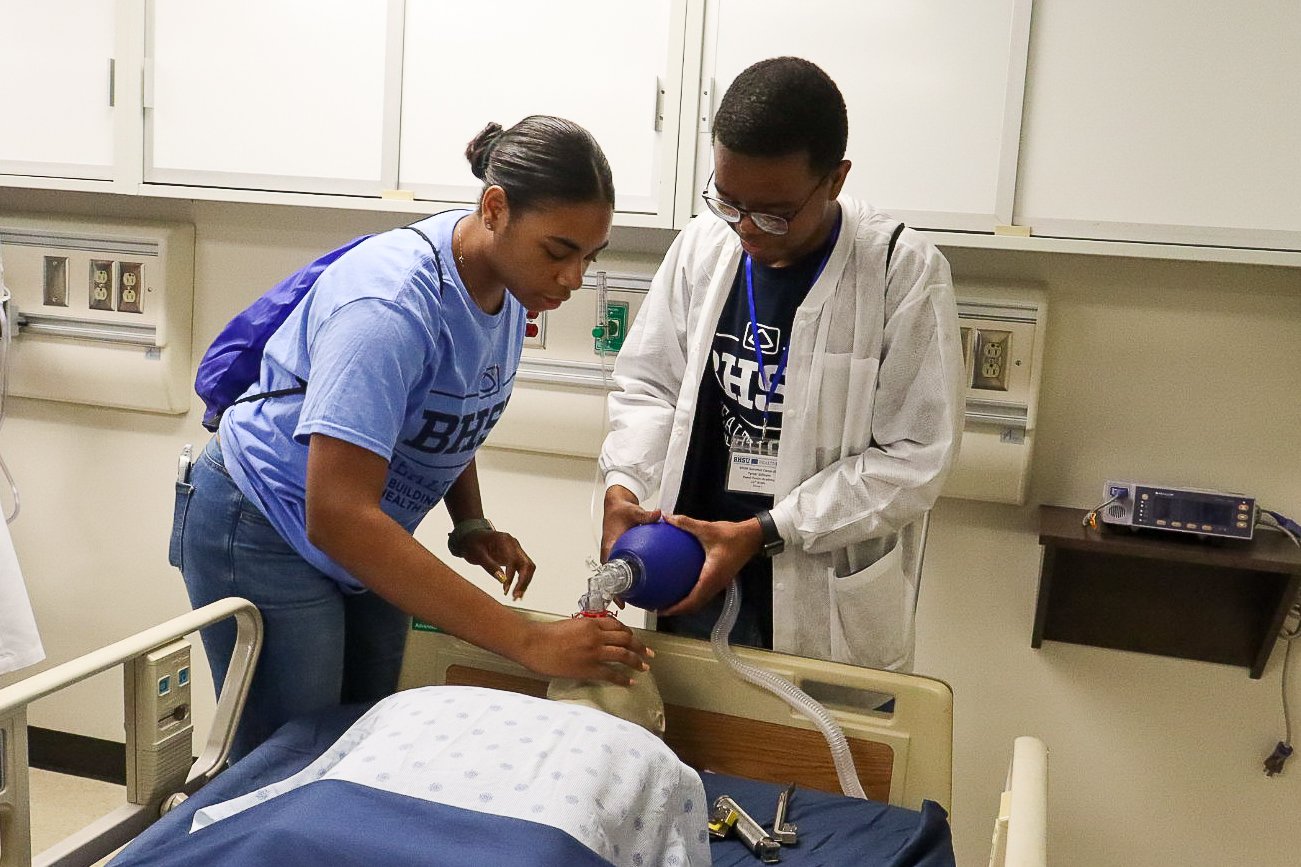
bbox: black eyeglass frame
[700,170,831,236]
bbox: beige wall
[1,187,1299,866]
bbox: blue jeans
[169,437,408,762]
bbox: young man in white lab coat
[599,57,965,671]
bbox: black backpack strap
[230,376,308,410]
[402,225,436,251]
[401,224,448,295]
[886,221,906,272]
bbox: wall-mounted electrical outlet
[117,262,144,313]
[524,309,546,349]
[972,328,1012,391]
[89,259,114,310]
[0,213,195,413]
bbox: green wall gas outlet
[593,301,629,353]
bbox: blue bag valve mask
[579,521,704,614]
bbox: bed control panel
[125,639,194,807]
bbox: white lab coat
[0,254,41,676]
[600,197,964,670]
[0,518,42,676]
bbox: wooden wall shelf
[1034,506,1301,678]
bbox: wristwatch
[447,517,494,557]
[755,510,784,558]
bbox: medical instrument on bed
[771,782,799,845]
[579,520,705,614]
[1086,480,1256,540]
[711,795,782,862]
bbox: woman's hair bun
[465,122,505,180]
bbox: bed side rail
[989,735,1049,867]
[0,598,261,867]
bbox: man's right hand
[601,485,661,562]
[518,617,653,685]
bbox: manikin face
[484,193,612,312]
[708,145,849,267]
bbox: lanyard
[743,212,842,433]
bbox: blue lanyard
[743,212,842,433]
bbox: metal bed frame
[0,599,1048,866]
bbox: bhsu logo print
[401,365,508,455]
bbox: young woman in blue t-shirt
[172,117,649,761]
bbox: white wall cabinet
[0,0,122,184]
[398,0,686,226]
[144,0,393,196]
[1015,0,1301,250]
[2,1,1300,256]
[685,0,1032,233]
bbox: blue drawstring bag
[194,234,373,432]
[194,225,439,432]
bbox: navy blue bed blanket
[110,702,954,867]
[112,778,615,866]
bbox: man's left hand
[656,514,763,616]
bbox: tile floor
[27,768,126,866]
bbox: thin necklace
[454,220,467,267]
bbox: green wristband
[448,517,494,557]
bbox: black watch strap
[755,510,784,558]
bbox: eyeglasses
[700,170,829,236]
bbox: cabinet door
[145,0,393,195]
[0,0,117,181]
[691,0,1030,232]
[1016,0,1301,250]
[398,0,685,226]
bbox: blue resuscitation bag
[194,234,373,432]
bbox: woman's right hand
[601,485,661,562]
[518,617,653,685]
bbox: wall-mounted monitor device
[1100,481,1255,540]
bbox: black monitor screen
[1148,495,1234,526]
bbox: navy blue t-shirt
[664,226,838,646]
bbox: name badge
[727,436,778,496]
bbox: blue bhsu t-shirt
[219,210,526,591]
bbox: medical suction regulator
[580,521,705,614]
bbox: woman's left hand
[456,530,536,600]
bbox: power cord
[1081,490,1126,530]
[1260,506,1301,776]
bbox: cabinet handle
[108,58,115,107]
[142,58,155,110]
[652,76,665,132]
[701,76,715,131]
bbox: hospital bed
[0,599,1048,865]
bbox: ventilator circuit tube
[710,580,867,800]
